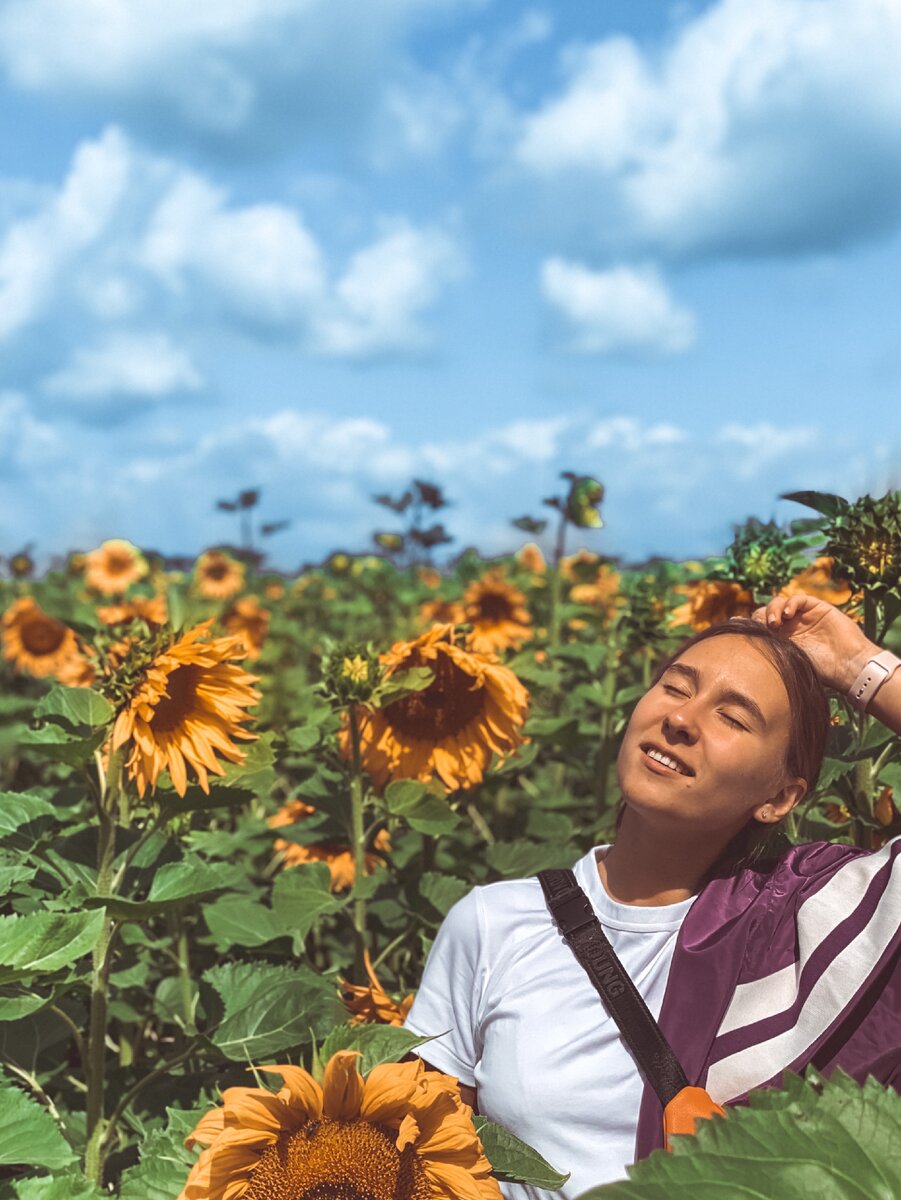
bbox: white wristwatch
[847,649,901,713]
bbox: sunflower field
[0,482,900,1199]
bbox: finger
[750,605,768,626]
[763,594,791,629]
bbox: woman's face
[617,635,805,838]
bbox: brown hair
[618,617,831,877]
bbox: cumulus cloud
[0,0,454,152]
[516,0,901,258]
[42,332,203,403]
[541,258,696,354]
[0,127,464,407]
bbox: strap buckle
[550,889,596,937]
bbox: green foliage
[0,1080,75,1169]
[474,1117,570,1188]
[318,1024,435,1074]
[577,1072,901,1199]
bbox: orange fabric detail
[662,1086,726,1149]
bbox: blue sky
[2,0,901,569]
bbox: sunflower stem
[549,509,568,655]
[348,704,369,985]
[84,748,124,1186]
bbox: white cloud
[516,0,901,258]
[42,332,203,402]
[541,258,696,354]
[0,127,464,400]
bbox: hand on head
[748,592,874,693]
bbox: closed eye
[721,713,748,731]
[662,684,689,698]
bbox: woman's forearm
[837,643,901,737]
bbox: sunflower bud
[826,492,901,597]
[319,640,384,707]
[564,476,605,529]
[721,518,808,595]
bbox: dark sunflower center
[21,616,66,656]
[151,664,202,732]
[385,650,485,740]
[473,591,514,623]
[107,552,135,575]
[206,560,229,580]
[243,1118,431,1200]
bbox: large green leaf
[0,794,57,852]
[14,1175,103,1200]
[16,725,105,767]
[420,872,469,916]
[202,895,289,951]
[474,1117,570,1189]
[204,962,343,1060]
[33,686,113,730]
[485,840,576,879]
[119,1108,206,1200]
[0,1081,74,1169]
[319,1024,436,1075]
[271,863,345,951]
[577,1071,901,1199]
[216,733,277,799]
[91,858,240,920]
[159,785,255,819]
[780,490,849,519]
[382,780,459,835]
[0,910,105,983]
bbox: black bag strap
[538,867,689,1109]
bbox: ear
[754,778,806,824]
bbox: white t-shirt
[404,845,697,1198]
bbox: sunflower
[221,597,270,660]
[669,579,755,631]
[111,621,260,797]
[84,539,148,595]
[417,566,442,589]
[97,594,168,628]
[353,624,529,792]
[194,550,246,601]
[559,549,599,582]
[264,582,286,600]
[569,564,624,621]
[341,950,414,1026]
[779,556,857,609]
[268,801,389,892]
[1,597,81,678]
[515,542,547,574]
[463,572,532,654]
[177,1052,500,1200]
[418,597,465,629]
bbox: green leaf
[119,1107,205,1200]
[92,858,239,920]
[204,962,343,1060]
[577,1070,901,1199]
[382,780,459,835]
[780,490,849,519]
[474,1117,569,1189]
[485,841,576,879]
[159,785,255,819]
[0,794,55,852]
[818,757,856,789]
[0,992,50,1022]
[0,910,105,983]
[33,686,113,730]
[14,1174,103,1200]
[319,1024,435,1075]
[203,896,288,950]
[370,667,435,709]
[285,725,322,753]
[420,872,469,916]
[16,725,105,767]
[271,864,345,951]
[216,732,277,799]
[0,1081,74,1169]
[525,810,574,841]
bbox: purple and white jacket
[635,835,901,1159]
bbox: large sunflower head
[111,620,260,797]
[194,550,246,601]
[84,539,148,595]
[463,572,532,655]
[669,579,755,631]
[353,624,529,792]
[268,801,389,892]
[178,1052,500,1200]
[1,597,81,678]
[221,597,270,660]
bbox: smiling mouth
[640,743,694,777]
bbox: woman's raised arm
[752,592,901,736]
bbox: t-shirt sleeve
[403,887,488,1087]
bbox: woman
[403,592,901,1197]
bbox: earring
[762,806,773,822]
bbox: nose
[662,704,699,744]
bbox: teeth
[646,747,689,775]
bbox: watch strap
[847,649,901,712]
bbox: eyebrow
[662,662,768,730]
